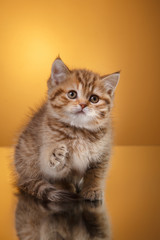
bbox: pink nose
[79,103,87,109]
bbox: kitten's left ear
[50,58,70,86]
[101,72,120,96]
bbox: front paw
[49,144,68,169]
[81,188,103,201]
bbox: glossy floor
[0,146,160,240]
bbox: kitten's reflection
[15,193,111,240]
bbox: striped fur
[15,193,111,240]
[14,58,119,201]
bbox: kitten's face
[47,59,119,130]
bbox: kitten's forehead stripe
[74,70,99,97]
[75,71,85,87]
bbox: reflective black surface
[1,147,160,240]
[15,193,110,240]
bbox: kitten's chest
[69,137,105,173]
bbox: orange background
[0,2,160,239]
[0,0,160,146]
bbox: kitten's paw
[81,188,103,201]
[49,144,68,169]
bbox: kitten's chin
[50,109,105,131]
[64,113,100,131]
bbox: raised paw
[81,188,103,201]
[49,144,68,169]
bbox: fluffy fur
[15,192,111,240]
[14,58,120,201]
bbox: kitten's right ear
[50,58,70,86]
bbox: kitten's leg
[16,143,77,201]
[81,161,108,201]
[19,177,77,202]
[40,143,70,180]
[17,144,75,201]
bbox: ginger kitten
[15,193,110,240]
[14,58,120,201]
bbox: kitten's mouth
[76,110,85,114]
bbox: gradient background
[1,0,160,146]
[0,1,160,239]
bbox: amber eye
[89,95,99,103]
[67,90,77,99]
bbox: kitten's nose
[79,103,87,109]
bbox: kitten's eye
[67,90,77,99]
[89,95,99,103]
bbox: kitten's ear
[101,72,120,96]
[50,58,70,86]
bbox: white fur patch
[70,135,107,173]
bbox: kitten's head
[47,58,120,130]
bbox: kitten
[14,57,120,201]
[15,192,111,240]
